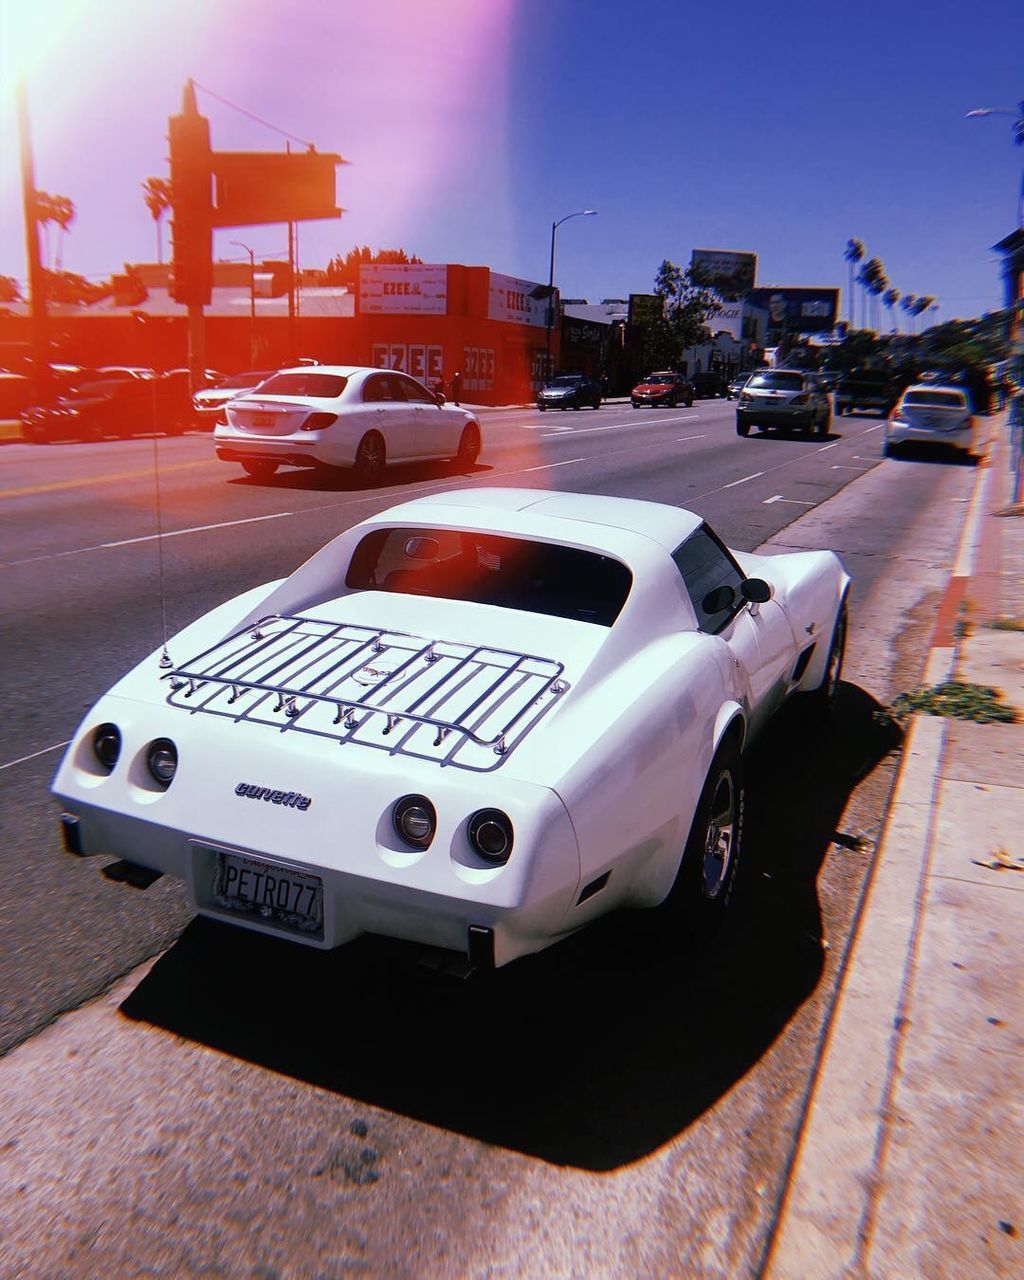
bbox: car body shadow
[229,460,491,491]
[886,444,978,466]
[120,683,900,1170]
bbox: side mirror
[702,584,737,615]
[741,577,772,604]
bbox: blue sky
[1,0,1022,324]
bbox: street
[0,397,983,1276]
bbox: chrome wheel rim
[360,438,383,474]
[702,772,736,899]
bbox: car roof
[370,487,704,553]
[269,365,424,380]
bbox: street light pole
[966,102,1024,228]
[544,209,597,381]
[230,240,257,367]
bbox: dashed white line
[722,471,765,489]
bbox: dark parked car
[834,369,897,417]
[20,369,193,443]
[630,370,695,408]
[537,373,602,411]
[692,370,727,398]
[726,371,756,399]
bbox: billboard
[359,264,448,315]
[747,287,840,338]
[487,272,549,327]
[690,249,757,299]
[628,293,663,327]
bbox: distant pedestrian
[451,370,463,406]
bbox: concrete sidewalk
[765,415,1024,1278]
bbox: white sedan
[53,489,849,970]
[213,365,483,483]
[884,384,977,458]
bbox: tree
[913,296,936,333]
[901,293,917,334]
[883,287,901,333]
[324,245,423,287]
[34,191,75,270]
[844,239,864,328]
[142,177,173,265]
[641,260,722,370]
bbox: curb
[762,418,1006,1278]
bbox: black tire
[686,394,694,406]
[241,459,278,480]
[883,441,900,458]
[592,398,601,410]
[817,411,831,438]
[669,736,744,928]
[538,404,546,412]
[455,422,481,469]
[736,416,751,437]
[573,402,581,411]
[806,599,848,721]
[631,400,641,408]
[354,432,386,484]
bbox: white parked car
[53,489,849,970]
[884,384,976,458]
[192,369,275,427]
[213,365,482,483]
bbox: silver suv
[736,370,831,438]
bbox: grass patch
[889,681,1018,724]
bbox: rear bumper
[737,408,813,429]
[216,445,325,469]
[887,423,973,449]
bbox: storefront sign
[360,265,448,314]
[488,272,548,327]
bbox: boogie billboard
[689,249,758,299]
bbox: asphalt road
[0,397,983,1276]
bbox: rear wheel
[455,422,481,469]
[241,459,278,480]
[354,431,386,484]
[736,416,751,437]
[669,736,744,930]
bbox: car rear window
[747,372,803,391]
[254,373,347,397]
[347,528,633,626]
[902,391,966,408]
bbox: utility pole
[16,80,49,403]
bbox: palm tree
[856,257,885,332]
[142,177,173,264]
[34,191,75,270]
[913,296,936,333]
[883,287,901,333]
[901,293,917,334]
[844,239,864,328]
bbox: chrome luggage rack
[162,614,568,758]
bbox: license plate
[250,411,276,427]
[209,849,324,937]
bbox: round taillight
[393,795,436,849]
[92,723,121,772]
[146,738,178,787]
[468,809,513,864]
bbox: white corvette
[53,489,849,970]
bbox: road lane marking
[722,471,765,489]
[673,435,706,442]
[0,740,70,770]
[818,442,839,451]
[0,458,216,500]
[764,494,815,506]
[830,463,872,470]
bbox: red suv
[630,371,695,408]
